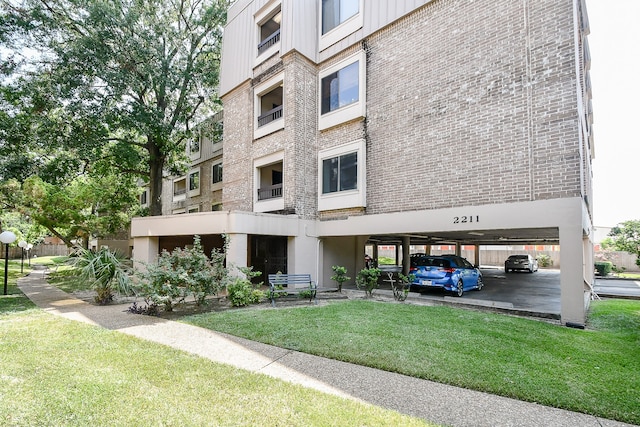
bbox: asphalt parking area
[407,267,561,319]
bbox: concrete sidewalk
[17,272,636,427]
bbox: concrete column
[395,245,401,265]
[132,236,159,271]
[402,236,411,275]
[425,244,431,255]
[227,233,248,277]
[559,225,587,327]
[474,244,480,267]
[288,234,320,279]
[455,242,461,256]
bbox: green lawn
[0,267,432,427]
[183,299,640,425]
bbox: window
[254,73,285,139]
[181,168,200,197]
[140,189,148,207]
[322,0,358,35]
[322,152,357,193]
[318,51,366,130]
[319,0,363,51]
[318,139,366,211]
[188,205,200,213]
[321,61,359,115]
[212,203,223,212]
[189,170,200,191]
[212,163,223,184]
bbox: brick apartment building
[131,0,595,326]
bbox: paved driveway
[406,267,562,319]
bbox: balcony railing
[257,183,283,201]
[257,29,280,55]
[257,105,283,127]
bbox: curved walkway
[18,272,636,427]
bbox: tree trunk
[148,140,165,217]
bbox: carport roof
[367,227,560,246]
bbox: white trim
[318,50,366,131]
[318,139,366,211]
[254,72,285,139]
[188,135,201,161]
[319,0,364,51]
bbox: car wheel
[528,267,534,273]
[504,263,509,273]
[476,276,483,291]
[454,280,464,297]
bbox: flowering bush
[137,236,227,311]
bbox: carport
[318,198,594,327]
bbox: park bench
[268,273,338,307]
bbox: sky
[586,0,640,227]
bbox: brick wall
[221,0,588,219]
[363,0,583,214]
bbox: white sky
[586,0,640,226]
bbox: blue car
[409,255,483,297]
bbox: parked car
[504,254,538,273]
[409,255,483,297]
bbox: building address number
[453,215,479,224]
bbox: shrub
[356,268,381,297]
[71,247,133,305]
[595,261,613,276]
[330,265,350,292]
[137,236,226,311]
[226,266,264,307]
[537,254,553,267]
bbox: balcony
[257,105,283,128]
[257,183,283,201]
[258,29,280,56]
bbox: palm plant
[72,247,133,304]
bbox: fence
[1,244,72,260]
[376,248,639,272]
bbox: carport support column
[474,244,480,267]
[227,233,248,278]
[402,236,410,275]
[559,225,587,327]
[132,236,159,272]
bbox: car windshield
[509,255,528,260]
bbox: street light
[0,231,17,295]
[26,243,33,266]
[18,240,27,274]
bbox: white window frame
[211,161,223,191]
[173,176,187,202]
[172,208,186,215]
[319,0,363,51]
[188,167,201,197]
[255,0,282,66]
[254,72,285,139]
[187,205,200,213]
[318,51,366,131]
[254,151,285,213]
[318,139,366,211]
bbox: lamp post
[0,231,17,295]
[26,243,33,266]
[18,240,27,274]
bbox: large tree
[1,0,228,215]
[605,220,640,268]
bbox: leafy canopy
[606,220,640,267]
[1,0,229,215]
